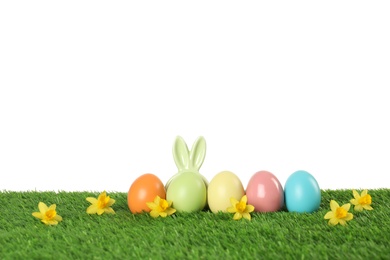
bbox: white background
[1,1,389,192]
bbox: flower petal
[32,212,43,219]
[154,196,161,204]
[150,210,160,218]
[99,191,107,199]
[361,189,368,197]
[350,198,358,205]
[324,211,334,220]
[246,205,255,213]
[363,205,373,210]
[230,197,239,205]
[242,212,251,220]
[352,190,360,200]
[160,212,168,218]
[54,215,62,221]
[328,218,339,226]
[97,208,105,215]
[330,200,339,212]
[233,212,242,220]
[344,213,353,221]
[227,206,236,213]
[341,203,351,212]
[41,218,58,225]
[46,219,58,225]
[354,204,363,212]
[38,202,48,214]
[241,195,248,204]
[41,219,50,225]
[165,208,176,216]
[104,207,115,214]
[339,219,346,226]
[146,202,157,210]
[107,199,116,207]
[48,204,56,211]
[87,205,98,214]
[86,197,97,204]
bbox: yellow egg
[207,171,245,213]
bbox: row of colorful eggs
[129,136,321,214]
[127,169,321,214]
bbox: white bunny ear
[189,136,206,171]
[172,136,190,172]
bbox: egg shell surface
[127,173,166,214]
[246,170,284,212]
[166,172,207,212]
[284,170,321,213]
[207,171,245,213]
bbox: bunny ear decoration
[173,136,190,172]
[189,136,206,171]
[172,136,206,173]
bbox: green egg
[166,172,207,212]
[165,136,208,212]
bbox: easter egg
[166,172,207,212]
[127,173,166,214]
[246,171,284,212]
[284,170,321,213]
[207,171,245,213]
[165,135,209,212]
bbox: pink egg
[246,171,284,212]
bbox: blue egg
[284,170,321,213]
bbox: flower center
[98,196,109,209]
[45,209,56,220]
[335,207,347,219]
[358,194,372,205]
[236,201,246,213]
[158,199,168,211]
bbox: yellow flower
[32,202,62,225]
[324,200,353,226]
[86,191,115,215]
[350,189,373,211]
[227,195,255,221]
[146,196,176,218]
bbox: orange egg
[127,173,166,214]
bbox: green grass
[1,189,389,259]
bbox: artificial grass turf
[0,190,389,259]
